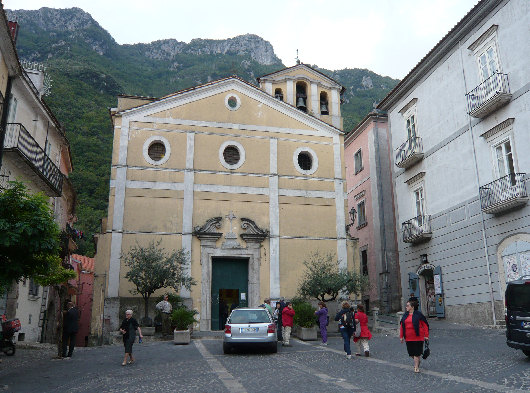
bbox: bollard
[372,307,379,331]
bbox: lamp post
[345,206,357,236]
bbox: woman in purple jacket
[315,301,328,345]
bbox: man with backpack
[334,301,356,359]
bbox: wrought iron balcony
[479,173,528,214]
[395,136,423,169]
[466,72,511,118]
[3,123,63,196]
[402,215,432,244]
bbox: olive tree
[123,241,196,325]
[297,252,369,302]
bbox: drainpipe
[459,42,497,326]
[0,77,13,170]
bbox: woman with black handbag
[399,300,429,373]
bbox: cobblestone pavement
[1,320,529,393]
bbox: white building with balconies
[378,0,529,325]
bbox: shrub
[292,300,316,328]
[170,307,198,331]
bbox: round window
[148,142,166,162]
[143,136,171,166]
[219,140,245,170]
[224,93,241,111]
[227,96,238,109]
[223,145,240,165]
[298,152,312,171]
[293,147,318,175]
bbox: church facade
[91,64,358,334]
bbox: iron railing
[395,136,423,168]
[479,173,527,213]
[402,214,431,243]
[466,72,510,116]
[3,123,63,194]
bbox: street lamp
[420,254,428,264]
[345,206,357,235]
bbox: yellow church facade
[92,64,358,334]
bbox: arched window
[296,82,307,113]
[320,92,329,115]
[274,88,283,101]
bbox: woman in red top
[281,302,295,346]
[353,304,372,357]
[400,299,429,373]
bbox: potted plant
[171,307,198,344]
[292,300,317,341]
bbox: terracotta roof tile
[71,254,95,273]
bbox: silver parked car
[223,307,277,354]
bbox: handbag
[422,339,430,359]
[354,321,361,337]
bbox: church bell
[320,102,329,114]
[296,97,306,110]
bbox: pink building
[70,254,95,347]
[345,111,401,313]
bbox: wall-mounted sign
[434,274,442,295]
[240,292,246,301]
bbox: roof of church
[114,75,344,134]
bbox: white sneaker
[346,354,352,359]
[319,342,328,346]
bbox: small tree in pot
[171,306,198,344]
[123,241,195,326]
[292,299,317,340]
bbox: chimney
[8,21,18,43]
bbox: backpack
[342,310,355,328]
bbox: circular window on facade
[219,141,245,170]
[148,142,166,161]
[293,147,318,175]
[143,136,171,166]
[224,93,241,111]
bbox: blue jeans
[340,326,354,355]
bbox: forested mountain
[6,7,399,255]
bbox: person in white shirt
[156,295,172,336]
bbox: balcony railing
[3,123,63,195]
[479,173,528,214]
[402,214,432,244]
[466,72,511,118]
[395,136,423,169]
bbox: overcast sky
[4,0,479,79]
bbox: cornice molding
[468,24,498,51]
[480,118,514,139]
[405,171,426,186]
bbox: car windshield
[228,310,270,324]
[506,284,530,310]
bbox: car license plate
[240,327,258,333]
[522,321,530,329]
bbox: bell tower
[257,63,345,130]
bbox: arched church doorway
[408,263,445,318]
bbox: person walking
[353,304,372,357]
[119,310,143,366]
[400,299,429,373]
[335,301,355,359]
[281,302,295,346]
[156,294,172,336]
[315,301,328,345]
[62,301,79,358]
[274,302,283,341]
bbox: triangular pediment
[118,77,343,137]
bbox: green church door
[211,258,249,330]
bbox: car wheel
[3,344,15,356]
[223,343,232,354]
[269,342,278,353]
[523,350,530,357]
